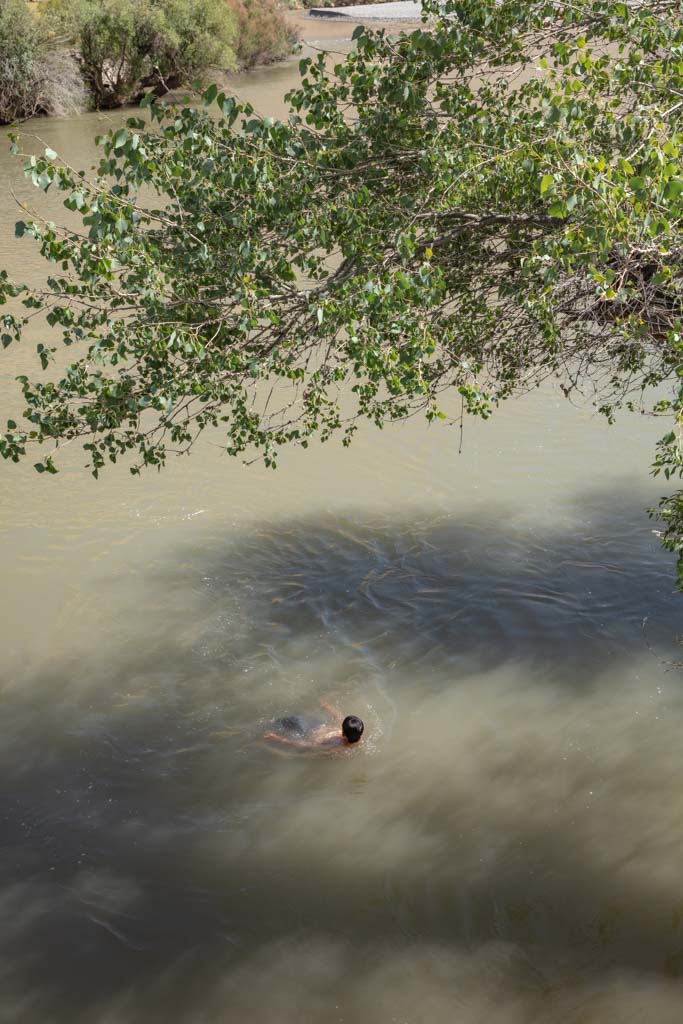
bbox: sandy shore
[286,6,423,46]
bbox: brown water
[2,19,683,1024]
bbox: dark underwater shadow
[131,481,681,697]
[1,484,682,1023]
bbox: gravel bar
[308,2,423,20]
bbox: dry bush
[31,50,88,118]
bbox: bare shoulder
[309,724,343,747]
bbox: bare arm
[263,728,342,751]
[319,698,342,719]
[263,731,312,749]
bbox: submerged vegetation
[0,0,297,121]
[2,0,683,582]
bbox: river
[1,15,683,1024]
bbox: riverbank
[0,0,298,124]
[286,5,422,44]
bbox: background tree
[0,0,85,123]
[47,0,238,108]
[0,0,43,122]
[228,0,299,70]
[2,0,683,579]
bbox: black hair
[342,715,364,744]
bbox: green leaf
[540,174,554,194]
[220,95,236,117]
[44,147,57,161]
[203,83,218,106]
[664,179,683,202]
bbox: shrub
[0,0,43,122]
[154,0,237,86]
[0,0,85,123]
[48,0,238,109]
[226,0,298,69]
[28,49,88,119]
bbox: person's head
[342,715,364,744]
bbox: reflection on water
[2,15,683,1023]
[2,494,683,1022]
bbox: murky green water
[1,18,683,1024]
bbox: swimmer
[264,699,364,750]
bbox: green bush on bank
[0,0,297,122]
[48,0,239,109]
[0,0,85,123]
[0,0,38,122]
[227,0,298,69]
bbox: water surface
[1,19,683,1024]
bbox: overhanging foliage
[2,0,683,578]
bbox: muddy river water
[1,15,683,1024]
